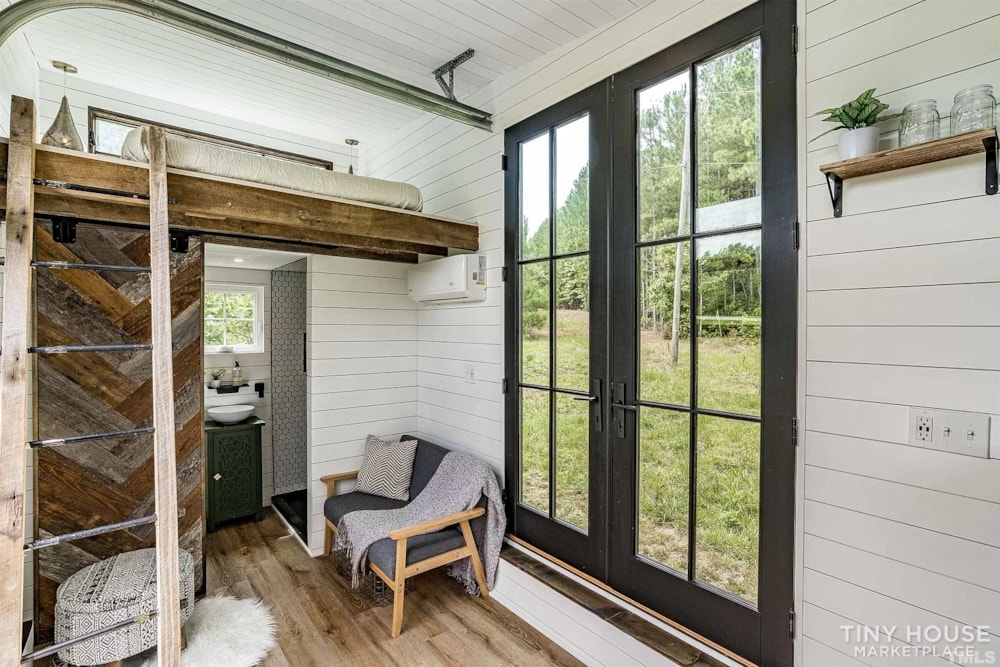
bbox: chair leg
[323,520,333,556]
[391,537,408,638]
[181,626,188,651]
[459,520,490,598]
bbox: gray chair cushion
[403,435,449,497]
[324,491,406,525]
[367,529,467,575]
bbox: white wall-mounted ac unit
[407,254,487,304]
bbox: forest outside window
[204,284,264,353]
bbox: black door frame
[503,2,796,663]
[503,80,612,579]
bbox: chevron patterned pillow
[355,434,419,501]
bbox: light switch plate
[908,407,991,458]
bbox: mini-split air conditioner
[407,254,487,304]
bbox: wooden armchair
[321,468,490,638]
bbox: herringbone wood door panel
[33,221,204,641]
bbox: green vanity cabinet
[205,418,264,532]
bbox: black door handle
[572,395,599,402]
[612,382,635,438]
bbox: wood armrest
[321,470,359,498]
[321,470,360,483]
[387,507,485,541]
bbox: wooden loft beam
[0,96,35,664]
[0,140,478,259]
[198,235,418,263]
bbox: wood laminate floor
[206,509,582,666]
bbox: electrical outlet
[464,364,477,384]
[909,407,991,458]
[916,416,933,442]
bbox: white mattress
[121,127,423,212]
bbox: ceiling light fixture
[41,60,84,152]
[232,258,245,263]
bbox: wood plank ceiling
[16,0,651,149]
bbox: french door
[503,81,611,574]
[504,3,795,664]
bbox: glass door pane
[695,416,760,603]
[695,40,761,232]
[516,112,593,537]
[639,71,690,242]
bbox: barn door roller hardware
[433,49,475,101]
[0,0,493,131]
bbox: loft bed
[0,132,478,264]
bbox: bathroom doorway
[269,257,308,540]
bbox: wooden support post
[145,126,182,666]
[0,96,36,665]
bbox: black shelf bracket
[825,172,843,218]
[169,232,190,253]
[985,135,998,195]
[51,217,77,244]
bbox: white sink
[208,405,255,424]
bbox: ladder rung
[29,344,152,354]
[31,260,151,273]
[28,427,155,449]
[21,611,158,663]
[24,515,157,551]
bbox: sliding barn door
[33,221,204,641]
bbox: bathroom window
[204,284,265,353]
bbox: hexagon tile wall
[271,259,308,496]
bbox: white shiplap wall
[800,1,1000,665]
[305,256,418,554]
[0,0,37,136]
[0,12,38,631]
[203,266,274,507]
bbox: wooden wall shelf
[819,126,998,217]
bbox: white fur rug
[126,596,277,667]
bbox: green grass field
[520,310,761,603]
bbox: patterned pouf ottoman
[55,548,195,666]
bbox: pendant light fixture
[41,61,85,151]
[345,138,359,175]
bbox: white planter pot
[838,126,880,160]
[209,379,221,389]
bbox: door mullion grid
[548,127,558,521]
[686,61,700,585]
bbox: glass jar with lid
[950,84,996,135]
[898,99,940,147]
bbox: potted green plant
[813,88,899,159]
[209,368,226,389]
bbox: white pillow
[355,434,418,501]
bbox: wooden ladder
[0,97,183,666]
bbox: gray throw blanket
[334,451,505,594]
